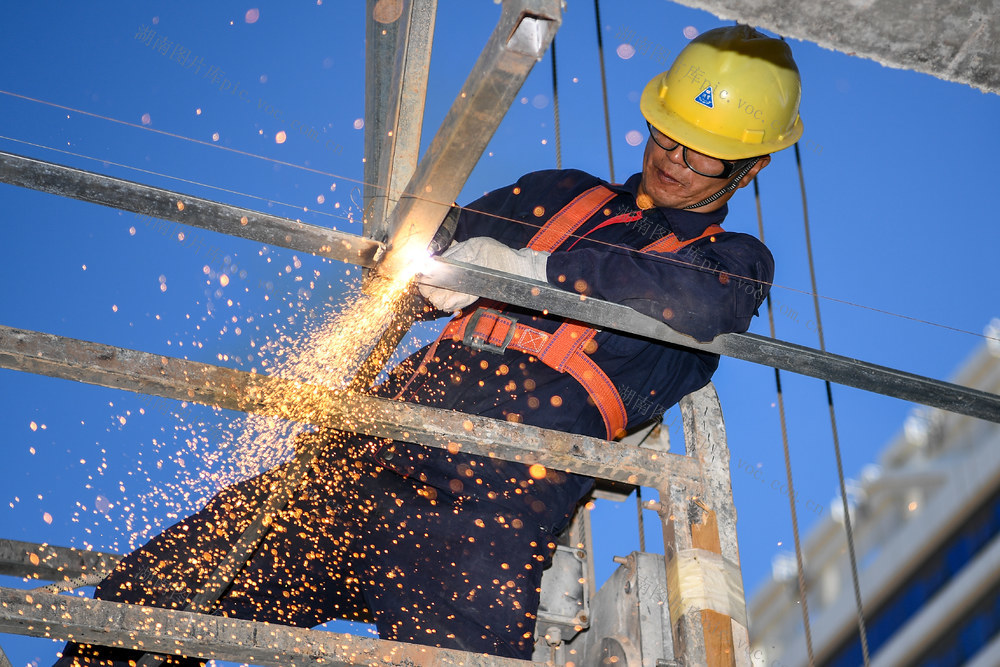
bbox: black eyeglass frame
[645,121,754,179]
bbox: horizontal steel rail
[0,539,118,583]
[0,151,384,267]
[0,587,540,666]
[0,324,697,488]
[420,260,1000,424]
[2,150,997,422]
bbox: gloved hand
[418,237,550,312]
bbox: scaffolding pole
[0,587,539,667]
[0,151,383,267]
[419,259,1000,424]
[0,324,698,489]
[363,0,438,243]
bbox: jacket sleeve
[544,232,774,342]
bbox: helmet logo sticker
[694,86,715,109]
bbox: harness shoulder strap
[527,185,617,252]
[641,223,724,253]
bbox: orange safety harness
[438,184,723,440]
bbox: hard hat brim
[640,76,804,161]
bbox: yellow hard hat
[640,25,803,161]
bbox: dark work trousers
[55,436,557,665]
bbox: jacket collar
[612,173,729,241]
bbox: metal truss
[3,0,998,664]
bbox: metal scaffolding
[0,380,743,666]
[2,0,998,665]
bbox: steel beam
[375,0,562,279]
[356,0,438,396]
[363,0,438,243]
[0,151,384,267]
[0,540,118,583]
[0,325,697,488]
[419,258,1000,424]
[0,587,539,667]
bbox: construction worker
[55,25,802,665]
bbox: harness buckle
[463,308,516,355]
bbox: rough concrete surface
[671,0,1000,94]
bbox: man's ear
[737,155,771,189]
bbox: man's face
[636,132,769,212]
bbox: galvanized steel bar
[419,259,1000,424]
[363,0,438,243]
[375,0,562,279]
[0,151,384,267]
[0,539,118,583]
[0,325,697,488]
[355,0,438,391]
[0,587,540,667]
[669,0,1000,95]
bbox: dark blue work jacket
[373,169,774,534]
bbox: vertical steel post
[660,383,749,666]
[374,0,561,279]
[363,0,438,243]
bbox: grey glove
[418,237,550,312]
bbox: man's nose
[658,141,686,167]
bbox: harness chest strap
[442,185,723,439]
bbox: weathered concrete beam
[0,540,118,583]
[0,587,539,666]
[0,325,696,489]
[670,0,1000,95]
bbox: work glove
[418,236,550,312]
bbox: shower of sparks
[102,247,424,559]
[225,266,417,482]
[54,229,549,656]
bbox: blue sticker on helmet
[695,86,714,109]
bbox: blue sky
[2,2,999,665]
